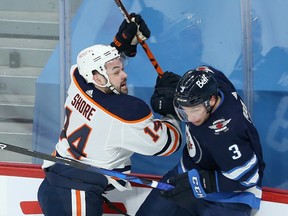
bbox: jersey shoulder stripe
[71,67,152,123]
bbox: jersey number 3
[228,144,242,160]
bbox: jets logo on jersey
[186,130,195,155]
[86,90,93,98]
[209,118,231,134]
[186,126,202,163]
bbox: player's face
[105,58,128,94]
[182,104,209,126]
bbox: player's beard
[117,78,128,94]
[105,80,128,95]
[119,83,128,94]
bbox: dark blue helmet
[173,66,218,119]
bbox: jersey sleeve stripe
[152,122,181,156]
[221,154,258,180]
[162,122,181,156]
[245,185,262,199]
[153,129,172,156]
[240,169,260,187]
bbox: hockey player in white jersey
[37,14,182,216]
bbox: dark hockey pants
[136,165,252,216]
[37,163,108,216]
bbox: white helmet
[77,44,121,90]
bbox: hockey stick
[0,142,174,190]
[114,0,164,77]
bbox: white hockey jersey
[43,65,182,189]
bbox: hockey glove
[150,72,181,116]
[111,13,150,57]
[161,169,217,210]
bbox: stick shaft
[0,142,174,190]
[114,0,164,77]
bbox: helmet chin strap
[103,73,121,94]
[108,84,120,95]
[92,80,120,95]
